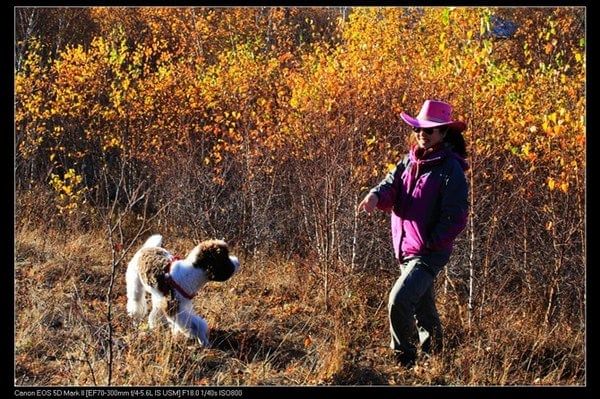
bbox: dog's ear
[192,240,227,267]
[193,240,236,281]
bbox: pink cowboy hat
[400,100,467,132]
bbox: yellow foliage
[15,7,585,204]
[49,169,86,214]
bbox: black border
[8,2,591,399]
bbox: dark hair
[444,129,468,158]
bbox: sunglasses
[412,127,436,135]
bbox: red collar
[163,255,195,300]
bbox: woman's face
[413,127,446,150]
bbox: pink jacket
[371,144,469,263]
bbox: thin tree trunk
[351,192,359,272]
[468,168,475,329]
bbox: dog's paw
[197,337,211,348]
[127,301,147,319]
[190,317,209,346]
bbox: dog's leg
[190,315,210,347]
[170,308,209,347]
[126,259,147,318]
[148,293,167,329]
[167,318,184,336]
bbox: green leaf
[441,8,450,26]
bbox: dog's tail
[143,234,163,249]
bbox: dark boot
[393,350,416,368]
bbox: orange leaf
[304,335,313,348]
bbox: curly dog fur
[126,234,240,346]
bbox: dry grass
[14,227,585,386]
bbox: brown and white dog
[126,234,240,346]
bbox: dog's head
[187,239,240,282]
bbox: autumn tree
[15,7,584,322]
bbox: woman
[357,99,469,367]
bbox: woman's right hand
[358,192,379,214]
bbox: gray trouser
[388,256,443,359]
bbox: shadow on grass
[330,363,390,385]
[210,328,306,371]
